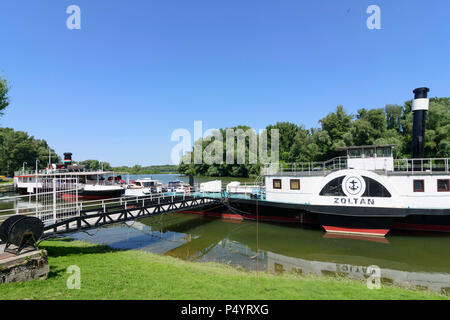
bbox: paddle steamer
[223,87,450,236]
[14,153,125,199]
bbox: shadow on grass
[47,267,67,279]
[38,238,119,258]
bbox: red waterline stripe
[392,222,450,233]
[322,225,389,237]
[180,210,244,221]
[61,193,114,200]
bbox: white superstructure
[262,145,450,210]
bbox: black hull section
[65,189,125,200]
[16,187,33,195]
[392,215,450,233]
[81,189,124,199]
[218,198,450,236]
[226,198,319,224]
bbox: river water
[71,212,450,294]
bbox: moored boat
[14,152,126,200]
[221,87,450,237]
[125,178,164,197]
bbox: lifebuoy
[184,187,191,196]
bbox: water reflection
[71,213,450,294]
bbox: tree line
[0,127,60,176]
[178,98,449,178]
[78,160,177,174]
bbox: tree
[385,104,403,132]
[319,105,353,142]
[265,122,300,162]
[0,128,60,176]
[0,76,10,117]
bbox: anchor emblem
[349,179,359,191]
[342,175,366,197]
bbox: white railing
[393,158,449,173]
[0,188,210,223]
[14,169,127,177]
[262,157,348,175]
[263,157,450,175]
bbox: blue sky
[0,0,449,166]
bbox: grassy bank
[0,239,448,300]
[0,177,12,184]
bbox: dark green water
[70,213,450,294]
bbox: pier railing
[0,188,213,224]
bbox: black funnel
[63,152,73,168]
[411,87,430,159]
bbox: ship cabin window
[143,182,155,187]
[290,179,300,190]
[346,146,393,159]
[376,147,391,157]
[273,179,282,190]
[320,176,391,197]
[362,177,391,197]
[413,180,425,192]
[348,149,362,158]
[320,177,345,196]
[437,179,450,192]
[363,148,375,158]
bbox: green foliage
[0,76,9,117]
[78,160,112,171]
[111,164,178,174]
[179,97,449,177]
[0,127,60,176]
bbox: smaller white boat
[125,178,163,197]
[167,180,190,193]
[200,180,222,193]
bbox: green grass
[0,239,448,300]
